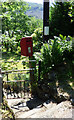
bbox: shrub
[34,34,73,81]
[31,28,43,52]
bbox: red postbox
[20,37,33,56]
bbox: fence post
[6,73,8,81]
[0,68,3,111]
[24,81,25,97]
[29,57,35,95]
[38,61,41,82]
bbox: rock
[70,98,74,106]
[7,99,26,107]
[26,97,44,109]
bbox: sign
[44,26,49,35]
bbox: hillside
[26,2,43,19]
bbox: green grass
[2,52,30,81]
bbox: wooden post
[13,82,15,98]
[43,0,49,42]
[6,73,8,81]
[0,68,3,111]
[20,81,22,98]
[38,61,41,82]
[29,57,35,95]
[24,81,25,97]
[6,74,8,98]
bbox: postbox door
[20,38,27,56]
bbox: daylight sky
[24,0,54,4]
[24,0,43,4]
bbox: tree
[49,2,74,38]
[27,17,43,35]
[2,1,30,39]
[1,1,43,52]
[32,28,43,52]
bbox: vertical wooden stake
[6,73,8,81]
[24,81,25,97]
[29,56,34,96]
[0,69,3,111]
[38,61,41,82]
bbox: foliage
[40,43,52,75]
[1,1,43,53]
[51,35,72,65]
[2,33,18,52]
[49,2,74,38]
[2,1,30,36]
[34,35,73,100]
[32,28,43,52]
[2,61,18,71]
[27,17,43,35]
[1,1,43,37]
[1,1,74,100]
[34,35,73,81]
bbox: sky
[24,0,54,4]
[24,0,43,4]
[2,0,54,5]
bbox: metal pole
[43,0,49,42]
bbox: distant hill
[26,2,43,19]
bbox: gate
[2,60,41,99]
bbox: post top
[0,68,1,74]
[44,0,49,2]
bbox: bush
[32,28,43,52]
[34,35,73,100]
[34,34,73,81]
[49,2,74,38]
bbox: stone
[26,97,44,109]
[70,98,74,106]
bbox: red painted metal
[20,37,33,56]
